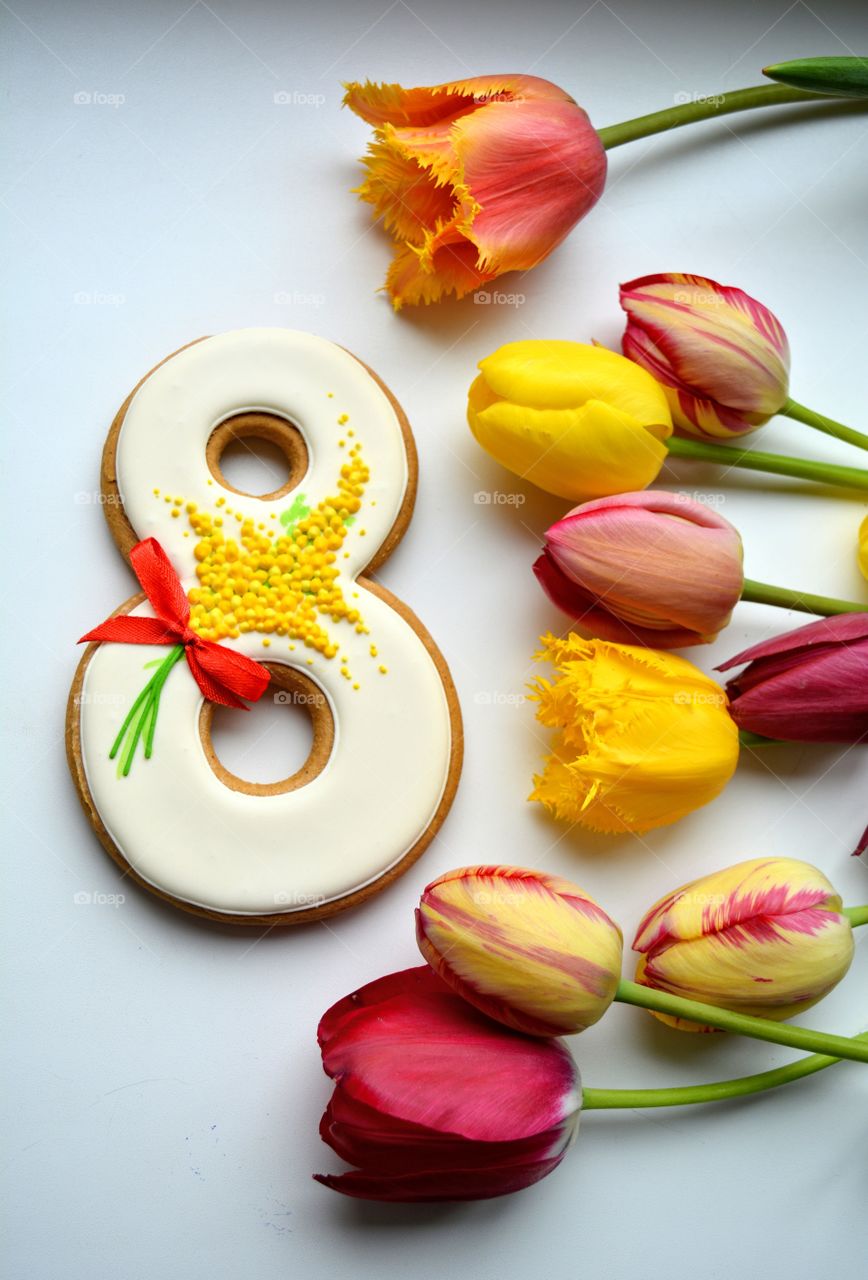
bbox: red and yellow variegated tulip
[530,633,739,833]
[534,490,744,647]
[719,613,868,743]
[315,966,581,1202]
[633,857,855,1031]
[344,76,607,307]
[416,865,623,1036]
[620,273,790,439]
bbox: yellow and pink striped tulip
[620,273,790,439]
[632,857,855,1031]
[416,865,624,1036]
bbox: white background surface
[3,1,867,1277]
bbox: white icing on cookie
[77,330,454,916]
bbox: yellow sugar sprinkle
[353,683,360,691]
[152,487,160,496]
[183,530,190,537]
[262,638,271,647]
[378,665,388,675]
[186,502,197,514]
[327,392,334,398]
[369,645,378,658]
[180,448,371,662]
[337,413,349,425]
[170,509,180,518]
[164,496,172,504]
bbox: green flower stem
[582,1030,868,1110]
[844,905,868,928]
[597,83,862,150]
[110,644,185,776]
[741,578,868,616]
[782,398,868,452]
[666,434,868,491]
[615,978,868,1063]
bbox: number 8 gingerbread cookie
[66,329,462,924]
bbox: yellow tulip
[467,340,673,500]
[529,633,739,833]
[859,514,868,582]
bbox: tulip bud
[468,340,673,500]
[632,857,855,1030]
[534,490,744,647]
[316,966,582,1201]
[719,613,868,743]
[620,273,790,439]
[531,633,739,833]
[344,76,607,308]
[416,865,623,1036]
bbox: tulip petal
[314,1151,567,1202]
[343,76,573,128]
[718,612,868,671]
[453,100,606,273]
[319,966,580,1143]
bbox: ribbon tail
[185,644,269,709]
[129,537,192,630]
[79,617,183,646]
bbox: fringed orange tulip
[343,76,607,308]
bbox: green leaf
[763,56,868,99]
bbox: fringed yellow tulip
[859,514,868,582]
[468,341,672,501]
[632,857,856,1030]
[416,865,623,1036]
[530,634,739,834]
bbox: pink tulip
[315,966,581,1201]
[619,273,790,439]
[533,490,744,647]
[344,76,607,307]
[719,613,868,742]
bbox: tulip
[315,966,581,1201]
[718,613,868,743]
[620,273,868,449]
[343,76,607,308]
[345,69,868,308]
[530,632,739,833]
[468,340,868,498]
[535,491,744,647]
[535,491,868,646]
[468,340,673,500]
[632,857,855,1031]
[416,865,623,1036]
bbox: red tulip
[719,613,868,742]
[315,966,581,1201]
[344,76,607,307]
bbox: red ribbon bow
[79,537,271,709]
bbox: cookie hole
[207,412,308,500]
[199,666,334,797]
